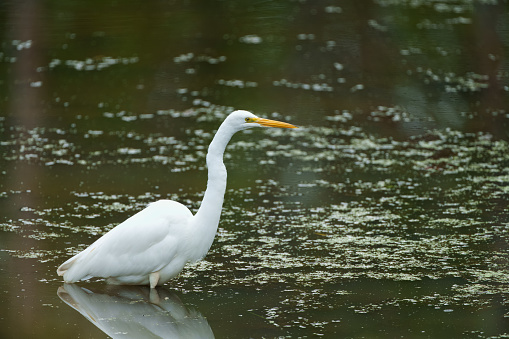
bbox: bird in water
[57,110,297,288]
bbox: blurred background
[0,0,508,338]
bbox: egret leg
[149,271,160,289]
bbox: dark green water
[1,0,508,338]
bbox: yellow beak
[255,118,298,129]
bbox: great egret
[57,110,297,288]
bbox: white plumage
[58,284,214,338]
[57,110,296,287]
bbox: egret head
[227,110,297,131]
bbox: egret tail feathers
[57,256,77,277]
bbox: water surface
[1,0,508,338]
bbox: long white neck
[190,122,236,259]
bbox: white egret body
[57,110,296,287]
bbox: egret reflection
[57,284,214,338]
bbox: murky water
[1,0,508,338]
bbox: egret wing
[60,200,193,282]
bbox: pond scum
[1,107,508,335]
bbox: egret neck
[191,121,235,259]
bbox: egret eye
[245,118,250,122]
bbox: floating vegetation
[416,68,491,92]
[173,52,227,64]
[325,110,353,123]
[11,39,32,50]
[374,0,473,13]
[324,5,342,13]
[48,56,139,71]
[369,106,411,122]
[0,1,508,336]
[239,35,263,44]
[216,79,258,88]
[273,79,334,92]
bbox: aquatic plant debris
[2,115,508,325]
[0,0,508,335]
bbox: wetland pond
[1,0,509,338]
